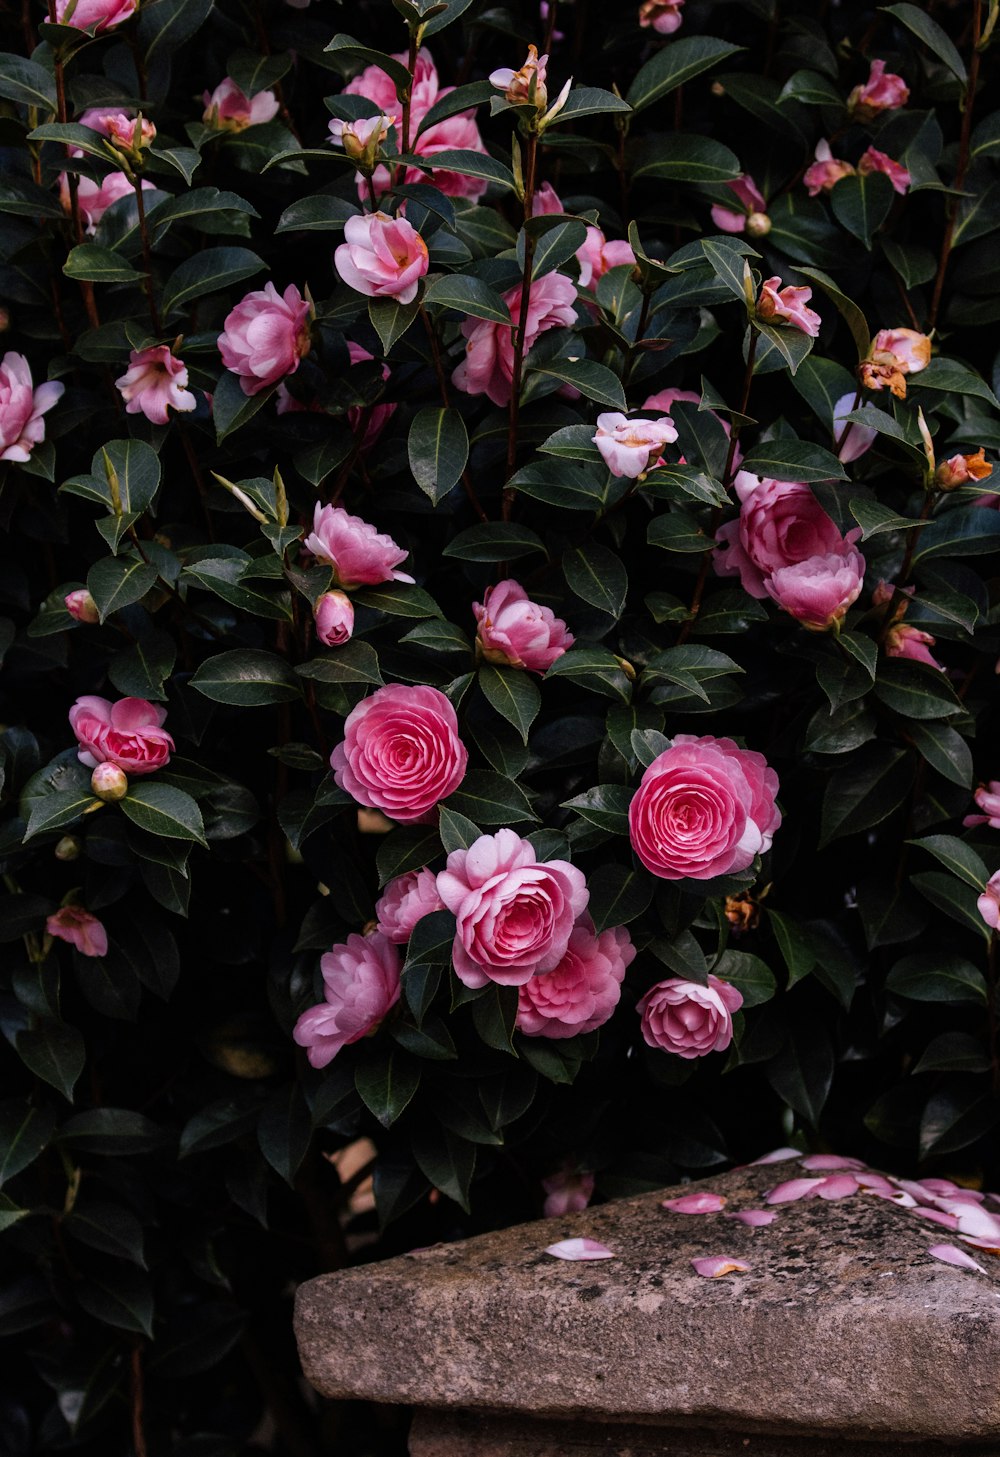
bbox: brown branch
[928,0,983,331]
[503,131,539,518]
[130,1344,148,1457]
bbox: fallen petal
[923,1178,982,1200]
[766,1177,825,1205]
[854,1171,895,1194]
[954,1205,1000,1241]
[751,1147,801,1165]
[661,1192,726,1214]
[545,1238,615,1261]
[929,1243,987,1274]
[800,1154,865,1171]
[691,1256,751,1278]
[914,1208,959,1230]
[724,1209,776,1227]
[870,1188,917,1207]
[960,1235,1000,1254]
[813,1175,860,1201]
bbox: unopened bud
[314,590,355,647]
[614,656,637,682]
[746,211,771,238]
[55,835,82,861]
[65,589,100,625]
[935,448,992,491]
[91,762,128,801]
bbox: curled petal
[691,1256,750,1278]
[724,1209,776,1227]
[765,1177,825,1205]
[914,1208,960,1230]
[750,1146,801,1164]
[961,1234,1000,1254]
[800,1154,865,1171]
[814,1175,860,1200]
[661,1192,726,1214]
[928,1243,987,1274]
[545,1238,614,1261]
[954,1205,1000,1241]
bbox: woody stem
[503,130,539,518]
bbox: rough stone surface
[294,1161,1000,1443]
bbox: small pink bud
[314,590,355,647]
[65,589,100,624]
[91,762,129,801]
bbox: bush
[2,0,1000,1449]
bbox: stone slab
[294,1161,1000,1443]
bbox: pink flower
[936,449,992,490]
[516,918,634,1037]
[334,212,429,304]
[490,45,548,109]
[594,412,678,478]
[765,537,866,631]
[978,871,1000,932]
[115,346,195,425]
[303,504,412,589]
[97,113,155,150]
[638,0,684,33]
[331,684,468,824]
[375,868,444,943]
[662,1191,726,1213]
[314,590,355,647]
[69,696,173,775]
[711,174,767,234]
[576,227,636,289]
[803,140,855,197]
[873,327,931,376]
[65,589,99,624]
[543,1170,595,1218]
[713,476,843,600]
[453,272,577,407]
[886,622,942,670]
[833,392,877,463]
[46,906,108,958]
[643,387,700,412]
[629,734,781,881]
[218,283,311,396]
[436,829,589,988]
[328,114,393,163]
[293,931,401,1069]
[756,276,821,336]
[473,578,573,673]
[848,59,909,121]
[530,182,563,216]
[203,78,280,131]
[60,169,154,233]
[858,146,910,195]
[345,341,396,445]
[691,1256,750,1278]
[638,975,743,1058]
[964,781,1000,831]
[54,0,135,30]
[0,352,63,462]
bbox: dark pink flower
[218,283,311,396]
[848,59,909,121]
[713,476,844,599]
[47,906,108,958]
[203,77,280,131]
[804,140,855,197]
[576,227,636,289]
[65,589,99,624]
[978,871,1000,932]
[55,0,135,30]
[313,590,354,647]
[0,352,63,462]
[331,684,468,824]
[964,781,1000,831]
[293,931,401,1069]
[858,146,910,195]
[69,696,173,776]
[711,175,767,234]
[453,273,577,407]
[516,918,634,1037]
[375,869,444,943]
[530,182,563,216]
[637,975,743,1057]
[638,0,684,33]
[473,579,573,673]
[765,536,866,631]
[303,504,412,589]
[886,622,942,670]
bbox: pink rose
[331,684,468,823]
[964,782,1000,831]
[60,169,154,233]
[47,906,108,958]
[858,146,910,195]
[490,45,548,108]
[218,283,311,396]
[203,78,280,131]
[637,974,743,1058]
[65,589,99,624]
[293,931,401,1069]
[314,590,355,647]
[757,276,821,336]
[638,0,684,34]
[334,212,429,304]
[516,918,634,1037]
[303,503,412,589]
[594,412,678,478]
[711,174,767,234]
[576,227,636,290]
[542,1170,595,1217]
[833,392,877,463]
[55,0,135,30]
[0,352,63,462]
[848,59,909,121]
[886,622,942,670]
[765,536,866,631]
[803,140,855,197]
[978,872,1000,933]
[713,475,843,599]
[629,734,781,881]
[530,182,563,216]
[453,272,577,407]
[375,868,444,943]
[473,578,574,673]
[70,696,173,775]
[115,346,195,425]
[436,828,589,988]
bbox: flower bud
[91,762,128,801]
[746,211,771,238]
[490,45,549,110]
[724,893,760,932]
[314,590,355,647]
[329,115,393,174]
[935,449,992,491]
[65,589,100,624]
[54,835,82,861]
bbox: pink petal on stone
[954,1205,1000,1241]
[870,1188,918,1207]
[545,1238,615,1261]
[854,1172,896,1194]
[661,1192,727,1214]
[751,1147,801,1164]
[766,1177,825,1205]
[800,1154,865,1171]
[813,1175,859,1200]
[691,1256,751,1278]
[929,1243,987,1274]
[724,1209,776,1227]
[960,1235,1000,1254]
[914,1208,959,1230]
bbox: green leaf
[60,1108,168,1155]
[913,1033,990,1075]
[886,952,986,1004]
[712,950,776,1008]
[795,266,871,360]
[586,863,653,932]
[849,498,925,539]
[471,984,519,1055]
[909,834,988,890]
[443,523,546,563]
[767,1025,833,1127]
[547,85,632,124]
[561,783,632,835]
[912,359,1000,410]
[880,3,967,83]
[191,649,302,706]
[368,294,419,352]
[740,440,847,483]
[530,360,626,411]
[830,170,895,249]
[16,1021,85,1101]
[626,36,744,113]
[408,407,469,504]
[909,871,990,940]
[768,911,817,988]
[353,582,440,618]
[526,218,588,280]
[87,555,159,623]
[227,48,292,97]
[478,665,540,743]
[108,630,176,702]
[411,1125,475,1210]
[632,135,742,183]
[914,507,1000,561]
[64,245,140,284]
[212,371,276,442]
[161,247,266,318]
[120,784,207,845]
[563,544,628,619]
[920,1085,997,1160]
[874,660,964,720]
[296,642,383,687]
[396,148,515,192]
[647,509,709,553]
[445,771,538,825]
[377,827,441,887]
[906,722,973,788]
[24,787,99,841]
[324,33,412,89]
[819,744,914,847]
[0,54,57,111]
[423,274,510,323]
[0,1102,56,1186]
[355,1051,420,1128]
[437,807,481,854]
[139,0,213,60]
[545,646,631,701]
[77,1267,154,1338]
[257,1084,312,1184]
[66,1201,146,1266]
[414,80,492,137]
[276,194,359,233]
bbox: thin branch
[928,0,983,331]
[503,131,539,518]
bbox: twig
[133,178,161,333]
[928,0,983,331]
[503,131,539,517]
[130,1344,148,1457]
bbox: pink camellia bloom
[70,696,174,775]
[375,868,444,943]
[490,44,548,109]
[328,114,393,163]
[453,271,577,407]
[99,113,156,150]
[594,412,678,478]
[115,346,196,425]
[848,59,910,122]
[576,227,637,290]
[293,931,401,1069]
[516,918,634,1037]
[691,1256,750,1278]
[313,590,355,647]
[711,174,767,235]
[858,146,910,195]
[65,589,99,624]
[638,974,743,1058]
[54,0,136,30]
[872,327,931,375]
[203,78,280,131]
[803,140,855,197]
[46,906,108,959]
[436,828,589,988]
[756,276,821,337]
[713,476,843,599]
[886,622,942,670]
[60,169,155,233]
[303,503,412,589]
[833,392,877,463]
[0,352,63,462]
[629,734,781,881]
[542,1170,595,1218]
[977,871,1000,932]
[765,537,866,631]
[334,212,429,304]
[964,781,1000,830]
[639,0,684,33]
[643,387,700,412]
[473,578,573,674]
[662,1191,727,1213]
[331,684,467,824]
[218,283,311,396]
[530,181,564,216]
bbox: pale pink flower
[0,352,63,462]
[637,975,742,1058]
[334,212,429,304]
[530,182,563,216]
[203,78,280,131]
[313,590,354,647]
[803,140,855,197]
[98,113,155,150]
[766,1177,825,1204]
[55,0,135,29]
[871,327,931,376]
[473,579,573,674]
[60,169,154,233]
[715,477,845,600]
[516,918,634,1037]
[331,684,467,824]
[47,906,108,958]
[303,504,412,589]
[218,283,311,396]
[436,828,589,988]
[662,1191,726,1213]
[115,346,195,425]
[833,392,877,463]
[848,59,910,121]
[756,276,821,336]
[65,590,99,624]
[765,537,866,631]
[293,931,401,1069]
[490,45,548,108]
[453,272,577,407]
[545,1238,614,1260]
[375,868,444,943]
[858,146,910,195]
[726,1209,776,1227]
[643,387,700,412]
[542,1171,595,1218]
[328,114,393,161]
[638,0,684,33]
[594,412,678,478]
[576,227,636,290]
[691,1256,749,1278]
[964,781,1000,830]
[69,695,173,775]
[886,622,942,670]
[978,871,1000,932]
[711,174,767,234]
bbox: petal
[765,1177,825,1205]
[661,1192,726,1214]
[750,1147,801,1164]
[928,1243,987,1274]
[814,1175,860,1200]
[545,1238,614,1261]
[724,1209,776,1227]
[800,1153,865,1171]
[691,1256,750,1278]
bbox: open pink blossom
[437,828,588,989]
[928,1243,986,1274]
[453,272,577,406]
[55,0,136,29]
[964,781,1000,830]
[639,0,684,34]
[714,476,843,599]
[576,227,636,290]
[531,182,563,216]
[516,918,634,1037]
[0,352,63,462]
[662,1191,726,1214]
[726,1209,776,1227]
[711,175,767,234]
[804,140,855,197]
[546,1238,614,1260]
[313,590,354,647]
[886,623,942,670]
[60,169,154,233]
[218,283,311,396]
[691,1256,749,1278]
[629,735,781,881]
[293,931,401,1069]
[833,392,877,463]
[99,113,155,150]
[331,684,467,824]
[46,906,108,958]
[638,975,743,1059]
[757,276,821,336]
[848,59,909,121]
[858,146,910,195]
[70,696,173,776]
[304,504,412,589]
[594,413,678,478]
[543,1171,595,1218]
[115,346,195,425]
[203,78,279,130]
[765,536,866,631]
[335,212,429,304]
[375,869,444,943]
[473,579,573,674]
[490,45,548,108]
